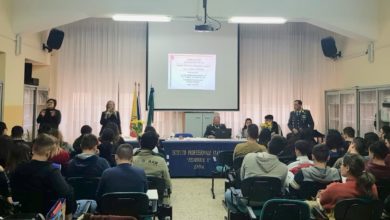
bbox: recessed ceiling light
[112,14,171,22]
[228,17,287,24]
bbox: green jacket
[133,149,172,190]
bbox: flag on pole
[147,87,155,126]
[137,83,141,120]
[130,82,140,137]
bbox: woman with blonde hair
[100,100,122,135]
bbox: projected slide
[168,54,216,90]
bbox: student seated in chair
[287,140,314,174]
[133,131,171,204]
[289,144,341,197]
[307,154,378,218]
[224,136,288,213]
[366,141,390,180]
[67,134,110,178]
[233,124,266,160]
[10,134,76,219]
[333,137,367,169]
[96,144,147,200]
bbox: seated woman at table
[307,154,377,218]
[240,118,252,138]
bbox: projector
[195,24,215,32]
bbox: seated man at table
[204,115,226,138]
[133,131,171,204]
[233,124,266,160]
[96,144,147,201]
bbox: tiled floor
[170,178,226,220]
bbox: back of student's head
[268,135,287,156]
[369,141,389,160]
[144,126,156,133]
[326,129,344,149]
[116,144,133,160]
[247,124,259,140]
[351,137,366,156]
[381,125,390,135]
[0,122,7,136]
[342,154,376,198]
[11,126,24,138]
[81,134,99,150]
[80,125,92,135]
[32,134,57,156]
[364,132,380,148]
[311,144,329,163]
[100,128,115,142]
[343,127,355,138]
[7,143,31,173]
[140,131,159,150]
[258,128,271,146]
[294,140,312,156]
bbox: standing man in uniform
[288,100,314,136]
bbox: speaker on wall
[321,36,341,60]
[43,28,64,52]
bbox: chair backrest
[217,151,234,167]
[376,178,390,201]
[67,177,101,200]
[232,156,245,176]
[146,176,166,201]
[174,133,193,138]
[241,177,282,206]
[100,192,149,217]
[334,198,383,220]
[260,199,311,220]
[298,181,330,200]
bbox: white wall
[0,0,50,128]
[10,0,378,40]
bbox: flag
[137,83,141,120]
[147,87,155,126]
[130,83,140,137]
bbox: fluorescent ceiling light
[228,17,287,24]
[112,14,171,22]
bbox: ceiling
[9,0,378,40]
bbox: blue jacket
[96,163,147,200]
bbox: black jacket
[36,109,61,129]
[66,154,110,178]
[10,160,76,214]
[100,111,122,134]
[287,110,314,131]
[204,124,227,137]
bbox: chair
[174,133,193,138]
[259,199,311,220]
[67,177,101,200]
[211,151,234,199]
[231,156,245,182]
[290,181,330,200]
[333,198,383,220]
[146,176,168,202]
[376,178,390,201]
[100,192,152,219]
[230,177,282,219]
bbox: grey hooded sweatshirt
[241,152,288,185]
[290,166,341,190]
